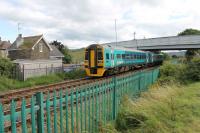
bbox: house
[0,37,11,58]
[9,34,53,60]
[9,34,64,80]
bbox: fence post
[36,92,45,133]
[112,76,117,119]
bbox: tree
[178,28,200,36]
[178,28,200,61]
[161,52,171,60]
[50,40,72,63]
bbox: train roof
[101,44,147,53]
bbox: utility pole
[133,32,136,40]
[17,22,22,34]
[115,19,118,47]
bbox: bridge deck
[104,35,200,50]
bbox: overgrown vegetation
[107,82,200,133]
[0,69,86,92]
[50,40,72,63]
[158,57,200,84]
[0,58,15,77]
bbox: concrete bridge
[104,35,200,50]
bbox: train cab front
[84,44,105,77]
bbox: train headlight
[98,60,103,63]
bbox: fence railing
[0,67,159,133]
[12,66,63,80]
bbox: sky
[0,0,200,49]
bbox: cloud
[0,0,200,48]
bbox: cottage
[9,34,64,80]
[9,34,53,60]
[0,37,11,58]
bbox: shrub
[185,57,200,81]
[115,96,147,132]
[0,58,15,77]
[159,61,187,83]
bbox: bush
[185,58,200,81]
[0,58,15,77]
[159,61,187,84]
[115,96,147,132]
[158,58,200,83]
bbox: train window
[134,55,136,59]
[97,51,103,60]
[117,54,121,59]
[106,53,109,59]
[85,51,88,60]
[127,54,130,59]
[122,54,125,59]
[131,54,133,59]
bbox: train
[84,44,164,77]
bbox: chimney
[19,34,22,38]
[16,34,24,48]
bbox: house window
[117,54,121,59]
[39,43,43,52]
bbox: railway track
[0,66,157,105]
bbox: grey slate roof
[50,45,64,57]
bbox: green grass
[69,48,85,63]
[0,69,86,92]
[107,82,200,133]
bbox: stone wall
[0,50,8,58]
[30,39,50,59]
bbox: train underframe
[103,61,163,77]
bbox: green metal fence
[0,67,159,133]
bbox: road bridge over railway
[105,35,200,50]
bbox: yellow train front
[84,44,106,77]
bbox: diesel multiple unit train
[84,44,163,77]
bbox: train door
[90,50,95,67]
